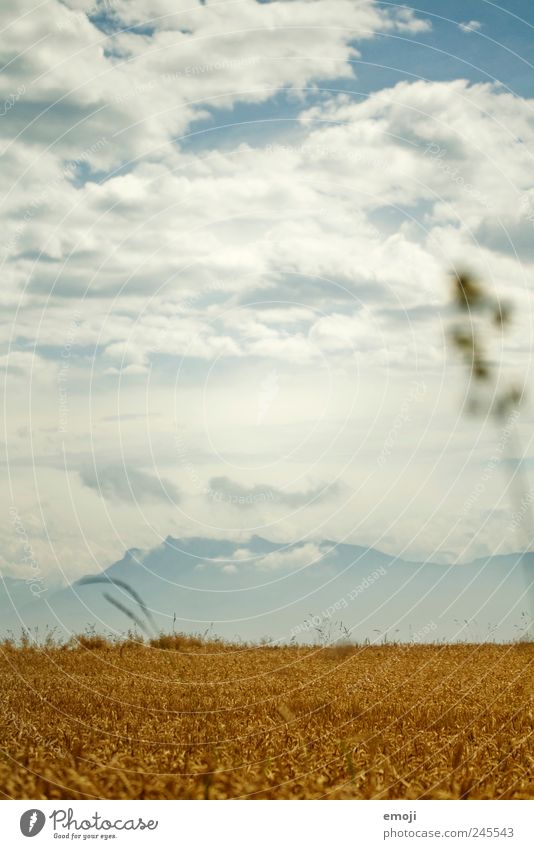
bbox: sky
[2,0,534,588]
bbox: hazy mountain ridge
[1,536,532,643]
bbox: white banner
[1,800,533,848]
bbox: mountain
[1,536,533,643]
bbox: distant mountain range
[1,536,533,643]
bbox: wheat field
[0,637,532,800]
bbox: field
[0,637,532,800]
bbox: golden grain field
[0,637,532,800]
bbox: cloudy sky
[2,0,534,586]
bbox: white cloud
[7,77,533,376]
[207,476,343,508]
[79,464,181,503]
[3,77,533,406]
[459,20,482,33]
[0,0,429,179]
[203,542,330,572]
[257,542,330,571]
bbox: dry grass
[0,638,532,799]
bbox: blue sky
[1,0,534,601]
[368,1,534,93]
